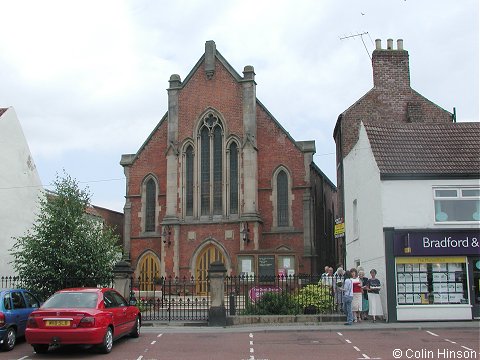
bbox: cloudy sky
[1,0,478,212]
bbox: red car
[25,288,140,354]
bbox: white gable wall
[382,179,480,229]
[344,123,388,315]
[0,107,43,275]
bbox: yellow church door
[138,253,160,291]
[195,245,225,295]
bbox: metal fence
[0,275,115,301]
[225,274,344,315]
[131,275,209,322]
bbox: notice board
[258,255,275,279]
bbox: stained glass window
[145,178,156,231]
[201,127,210,216]
[229,142,238,214]
[186,146,194,216]
[277,170,288,226]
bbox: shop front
[387,229,479,321]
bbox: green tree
[10,172,122,299]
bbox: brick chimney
[372,39,410,90]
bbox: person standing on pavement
[340,270,354,325]
[358,269,369,320]
[351,268,363,322]
[334,266,345,313]
[367,269,383,322]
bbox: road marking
[426,331,439,337]
[338,332,381,360]
[136,356,143,360]
[462,346,473,351]
[248,333,255,360]
[151,340,156,345]
[17,357,29,360]
[445,338,456,344]
[157,333,163,337]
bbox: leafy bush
[294,284,334,314]
[242,292,298,315]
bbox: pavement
[141,319,480,333]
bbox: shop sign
[334,218,345,238]
[248,286,281,302]
[394,230,480,256]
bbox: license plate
[45,320,70,326]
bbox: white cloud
[0,0,478,211]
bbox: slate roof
[364,122,480,177]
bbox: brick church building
[121,41,336,293]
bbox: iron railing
[131,275,209,322]
[0,275,114,301]
[225,274,345,315]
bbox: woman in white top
[367,269,383,322]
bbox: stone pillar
[113,260,134,301]
[165,74,181,220]
[208,261,227,326]
[120,154,135,259]
[241,65,259,219]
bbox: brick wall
[124,51,324,277]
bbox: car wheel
[33,344,49,354]
[98,327,113,354]
[130,316,140,338]
[2,327,16,351]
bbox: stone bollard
[113,260,134,301]
[208,261,227,326]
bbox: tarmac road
[4,321,479,360]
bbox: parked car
[0,288,41,351]
[25,288,140,354]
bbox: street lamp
[241,222,250,243]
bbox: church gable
[121,40,336,280]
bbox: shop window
[277,256,295,277]
[434,187,480,222]
[395,257,468,305]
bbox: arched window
[229,142,238,214]
[185,145,194,216]
[199,113,223,216]
[277,170,289,227]
[213,126,223,214]
[145,178,156,232]
[200,126,210,215]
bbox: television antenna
[340,31,373,60]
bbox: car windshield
[42,292,98,309]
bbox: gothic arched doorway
[195,245,225,295]
[137,251,160,291]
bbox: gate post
[208,261,227,326]
[113,260,134,300]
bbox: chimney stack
[372,38,410,89]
